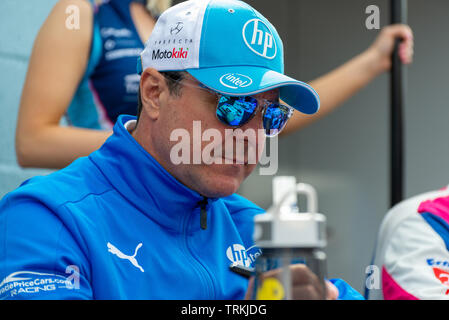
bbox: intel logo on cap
[242,19,277,59]
[219,73,253,89]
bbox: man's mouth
[222,155,248,165]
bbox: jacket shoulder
[2,157,112,211]
[221,193,265,217]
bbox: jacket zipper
[180,198,215,299]
[198,196,208,230]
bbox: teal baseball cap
[138,0,320,115]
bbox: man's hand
[368,24,414,72]
[245,264,339,300]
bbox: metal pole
[390,0,407,207]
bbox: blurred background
[1,0,448,293]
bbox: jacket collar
[89,115,216,232]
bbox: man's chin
[196,167,250,198]
[199,177,241,198]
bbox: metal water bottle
[252,176,327,300]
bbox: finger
[244,276,255,300]
[260,264,313,284]
[290,264,327,299]
[257,265,329,300]
[292,284,323,300]
[326,281,339,300]
[387,25,413,64]
[399,42,414,64]
[385,24,414,41]
[290,264,320,285]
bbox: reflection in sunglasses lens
[216,96,257,127]
[215,95,292,136]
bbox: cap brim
[186,66,320,115]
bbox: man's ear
[139,68,167,120]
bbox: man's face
[141,71,279,198]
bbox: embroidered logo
[242,19,277,59]
[226,244,262,268]
[107,242,145,273]
[219,73,253,89]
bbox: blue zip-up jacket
[0,115,362,300]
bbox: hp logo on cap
[242,19,277,59]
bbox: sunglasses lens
[263,103,293,136]
[216,96,258,127]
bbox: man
[367,186,449,300]
[0,0,362,299]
